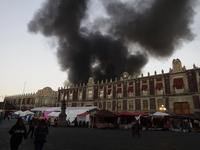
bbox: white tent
[31,107,61,112]
[14,110,32,117]
[41,107,99,123]
[47,112,60,117]
[14,110,23,115]
[152,111,170,116]
[24,110,35,115]
[65,107,99,123]
[0,109,3,113]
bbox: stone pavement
[0,118,200,150]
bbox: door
[174,102,189,114]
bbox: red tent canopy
[93,110,118,117]
[132,112,150,116]
[118,111,135,116]
[77,112,90,116]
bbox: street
[0,118,200,150]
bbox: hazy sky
[0,0,200,102]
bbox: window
[107,89,112,98]
[79,91,82,100]
[129,101,134,110]
[173,78,184,91]
[156,83,163,94]
[117,101,121,111]
[43,99,47,105]
[88,89,93,99]
[128,86,133,96]
[143,100,148,110]
[99,102,102,109]
[141,85,148,95]
[69,93,73,101]
[99,90,104,99]
[77,103,81,107]
[157,99,163,109]
[107,102,111,111]
[116,88,122,98]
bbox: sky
[0,0,200,102]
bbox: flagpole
[20,82,26,111]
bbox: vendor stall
[77,112,90,126]
[90,110,118,129]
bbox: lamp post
[159,105,166,113]
[20,82,26,111]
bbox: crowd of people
[8,116,49,150]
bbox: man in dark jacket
[9,117,27,150]
[132,120,141,138]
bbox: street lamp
[159,105,166,112]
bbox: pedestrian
[132,120,141,138]
[131,120,136,135]
[27,119,35,138]
[34,119,49,150]
[47,118,51,127]
[54,118,58,126]
[9,117,27,150]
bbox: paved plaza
[0,118,200,150]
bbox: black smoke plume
[28,0,196,85]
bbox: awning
[107,89,111,95]
[128,86,133,92]
[118,111,135,116]
[173,78,183,88]
[152,111,170,116]
[77,111,90,116]
[133,112,150,116]
[93,110,118,117]
[141,85,147,91]
[116,88,121,93]
[156,83,163,90]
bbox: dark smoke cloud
[28,0,196,85]
[103,0,196,57]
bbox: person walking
[27,119,35,138]
[132,120,141,138]
[34,119,49,150]
[131,120,136,135]
[9,117,27,150]
[47,118,51,127]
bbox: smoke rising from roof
[28,0,196,85]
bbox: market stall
[148,112,170,131]
[90,110,118,129]
[77,111,90,126]
[118,111,135,129]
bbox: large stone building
[57,59,200,115]
[4,87,58,110]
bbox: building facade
[57,59,200,115]
[4,87,58,110]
